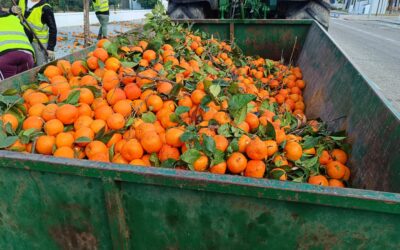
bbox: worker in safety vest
[0,9,35,80]
[11,0,57,65]
[92,0,109,40]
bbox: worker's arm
[42,5,57,51]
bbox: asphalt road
[329,18,400,112]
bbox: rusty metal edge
[1,151,399,215]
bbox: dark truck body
[0,20,399,248]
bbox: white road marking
[331,19,399,45]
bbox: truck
[167,0,331,29]
[0,19,399,248]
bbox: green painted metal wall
[0,20,399,248]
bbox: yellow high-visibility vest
[0,14,34,54]
[93,0,109,12]
[18,0,50,44]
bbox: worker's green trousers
[96,14,109,39]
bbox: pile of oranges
[0,16,351,188]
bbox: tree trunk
[83,0,91,47]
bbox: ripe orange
[74,115,94,130]
[85,140,108,159]
[244,160,266,178]
[74,127,95,146]
[1,113,19,131]
[331,149,348,164]
[106,88,126,105]
[265,140,278,157]
[106,133,122,148]
[35,135,56,155]
[93,47,109,62]
[113,99,132,117]
[102,70,119,91]
[210,161,227,174]
[165,127,184,147]
[124,83,142,100]
[44,119,64,136]
[53,146,75,158]
[42,103,58,121]
[55,132,75,148]
[107,113,126,130]
[319,150,332,165]
[329,179,345,188]
[94,105,114,121]
[214,135,229,152]
[146,95,163,112]
[140,132,162,153]
[227,152,247,174]
[56,104,79,125]
[71,60,88,76]
[238,135,251,153]
[270,168,288,181]
[28,103,46,117]
[326,161,346,179]
[308,175,329,186]
[22,116,44,131]
[158,144,180,162]
[105,57,121,72]
[121,139,143,161]
[143,50,156,62]
[44,65,62,79]
[193,155,209,172]
[246,138,268,160]
[284,141,303,161]
[90,119,107,134]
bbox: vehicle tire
[285,0,330,29]
[167,3,206,19]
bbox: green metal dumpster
[0,20,399,249]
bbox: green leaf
[64,125,74,132]
[109,144,115,162]
[180,131,197,142]
[2,89,19,96]
[160,159,176,168]
[150,152,160,167]
[180,148,202,165]
[199,95,212,111]
[203,64,218,75]
[258,122,276,140]
[98,60,105,69]
[175,106,190,116]
[0,136,18,148]
[75,136,92,143]
[168,84,182,99]
[64,90,80,105]
[227,138,239,154]
[217,124,232,137]
[4,122,14,135]
[211,150,225,166]
[302,136,320,149]
[209,84,221,98]
[121,61,138,68]
[142,112,157,123]
[103,42,119,58]
[260,100,276,113]
[202,134,216,155]
[228,94,256,123]
[37,73,49,82]
[330,136,346,141]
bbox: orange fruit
[328,179,345,188]
[113,99,132,117]
[112,153,128,164]
[106,133,122,148]
[165,127,184,147]
[158,144,180,162]
[214,135,229,152]
[57,60,71,74]
[140,132,162,153]
[193,155,209,172]
[74,127,95,146]
[35,135,56,155]
[56,104,79,125]
[42,103,58,121]
[94,105,114,121]
[1,113,19,131]
[246,137,268,160]
[102,70,119,91]
[143,50,156,62]
[93,47,109,62]
[308,175,329,186]
[121,139,143,161]
[106,88,126,106]
[74,115,93,130]
[27,92,49,106]
[105,57,121,72]
[90,119,107,134]
[44,119,64,136]
[55,132,75,148]
[85,140,108,159]
[273,155,289,166]
[146,95,163,112]
[53,146,75,158]
[44,65,62,79]
[107,113,126,130]
[71,60,88,76]
[331,149,348,164]
[79,88,95,104]
[86,56,99,70]
[244,160,266,178]
[265,140,278,157]
[124,83,142,100]
[326,161,346,179]
[227,152,247,174]
[284,141,303,161]
[28,103,46,117]
[135,122,156,140]
[319,150,332,165]
[210,161,227,174]
[22,116,44,131]
[130,159,147,166]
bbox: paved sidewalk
[54,21,142,59]
[331,11,400,25]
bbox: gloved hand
[11,6,22,15]
[47,50,55,61]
